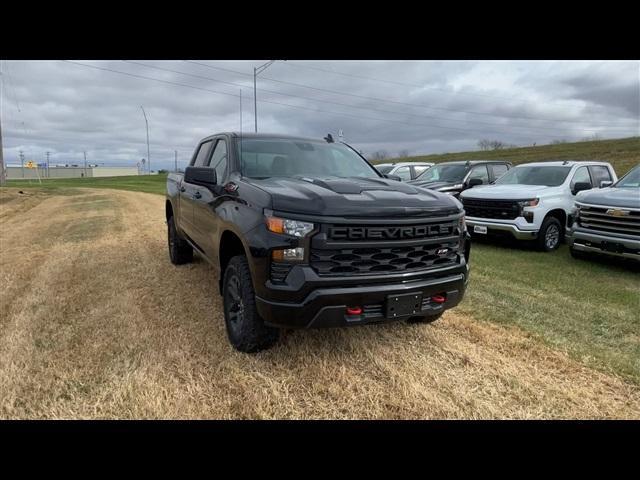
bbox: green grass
[3,174,168,195]
[459,241,640,384]
[376,136,640,177]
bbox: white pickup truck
[459,161,618,251]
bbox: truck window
[209,139,228,182]
[413,165,429,177]
[589,165,612,186]
[571,166,592,189]
[490,163,509,180]
[468,165,489,184]
[192,140,214,167]
[395,166,412,181]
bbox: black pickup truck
[166,133,471,352]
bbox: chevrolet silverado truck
[568,164,640,261]
[166,133,471,352]
[408,160,512,198]
[460,161,618,251]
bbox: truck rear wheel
[537,216,562,252]
[168,216,193,265]
[222,255,279,353]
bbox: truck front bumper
[567,229,640,260]
[465,218,538,240]
[256,268,468,329]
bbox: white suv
[459,161,618,251]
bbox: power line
[185,60,635,128]
[126,61,633,136]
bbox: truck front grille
[577,204,640,236]
[462,198,520,220]
[310,219,462,277]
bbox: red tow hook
[346,306,363,315]
[431,294,446,304]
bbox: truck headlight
[517,198,539,208]
[266,216,314,237]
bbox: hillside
[375,136,640,176]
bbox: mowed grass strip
[4,173,168,196]
[460,239,640,385]
[1,189,639,418]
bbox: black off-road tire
[167,215,193,265]
[406,312,443,324]
[222,255,279,353]
[537,216,563,252]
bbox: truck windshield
[494,166,571,186]
[415,164,469,183]
[615,166,640,188]
[237,138,380,179]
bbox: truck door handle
[180,186,186,193]
[193,191,202,199]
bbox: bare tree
[551,139,568,144]
[479,139,506,150]
[478,139,491,151]
[369,150,389,161]
[582,133,602,142]
[397,149,410,158]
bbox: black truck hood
[247,176,461,217]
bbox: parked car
[408,160,512,198]
[166,133,471,352]
[375,162,434,181]
[567,164,640,261]
[460,161,618,251]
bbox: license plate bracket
[386,292,423,318]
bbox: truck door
[180,139,215,243]
[192,137,229,260]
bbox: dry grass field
[1,187,639,419]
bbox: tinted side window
[571,166,592,189]
[468,165,489,184]
[209,139,228,182]
[589,165,612,187]
[395,166,412,181]
[192,140,213,167]
[490,164,509,180]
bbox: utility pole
[253,60,278,133]
[46,151,50,179]
[140,106,150,175]
[83,151,87,178]
[174,150,178,172]
[19,150,24,178]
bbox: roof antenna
[324,133,334,143]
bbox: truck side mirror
[600,180,613,188]
[185,166,217,186]
[572,182,592,195]
[467,178,483,188]
[383,174,402,182]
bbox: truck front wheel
[222,255,279,353]
[167,216,193,265]
[537,216,562,252]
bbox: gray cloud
[1,60,638,170]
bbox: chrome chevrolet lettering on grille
[329,225,451,240]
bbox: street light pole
[253,60,278,133]
[140,106,150,174]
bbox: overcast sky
[1,60,638,170]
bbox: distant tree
[369,150,389,161]
[479,139,506,150]
[582,133,602,142]
[478,139,491,151]
[158,169,168,174]
[551,139,568,144]
[397,149,410,159]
